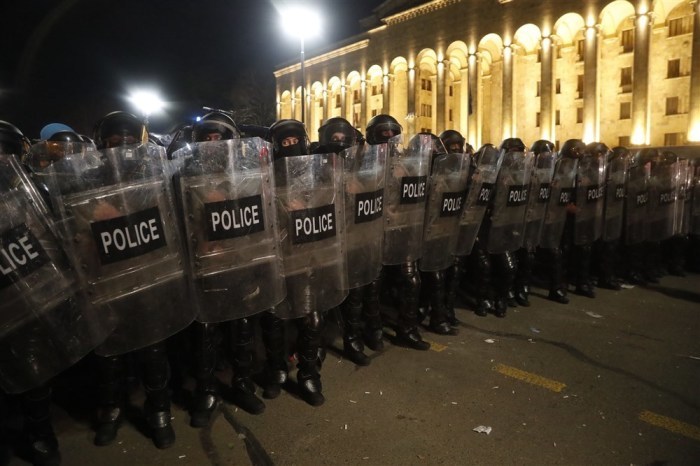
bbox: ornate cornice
[274,40,370,78]
[382,0,461,26]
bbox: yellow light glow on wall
[631,126,646,146]
[688,122,700,142]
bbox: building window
[620,102,631,120]
[620,67,632,93]
[664,132,684,146]
[449,109,453,121]
[420,104,432,117]
[420,127,432,133]
[536,81,541,97]
[555,110,561,126]
[371,109,378,117]
[353,89,361,104]
[666,97,680,115]
[621,28,634,53]
[353,112,360,126]
[421,79,432,91]
[555,79,561,94]
[536,112,541,128]
[619,136,631,147]
[576,107,583,124]
[577,74,584,99]
[668,17,692,37]
[335,94,341,108]
[537,48,542,63]
[576,39,585,62]
[449,86,453,97]
[667,59,681,78]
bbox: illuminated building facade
[274,0,699,148]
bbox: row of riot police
[1,112,699,464]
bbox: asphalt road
[6,274,700,465]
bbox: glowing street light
[280,6,321,125]
[128,89,165,126]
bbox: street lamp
[281,6,321,125]
[128,89,165,127]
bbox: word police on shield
[0,224,50,289]
[399,176,427,204]
[290,204,336,245]
[354,189,384,224]
[205,195,265,241]
[91,206,167,265]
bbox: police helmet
[531,139,555,156]
[94,111,147,149]
[560,139,586,159]
[439,129,465,153]
[269,119,309,158]
[499,137,526,153]
[192,111,239,142]
[365,114,402,145]
[318,117,357,151]
[0,120,30,157]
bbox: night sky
[2,0,386,138]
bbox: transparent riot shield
[692,160,700,234]
[273,152,348,319]
[39,143,193,357]
[455,146,503,255]
[0,154,110,393]
[342,144,387,288]
[382,134,431,265]
[419,152,471,272]
[647,155,679,242]
[602,154,629,242]
[673,159,690,235]
[574,152,606,245]
[486,150,534,254]
[522,151,555,250]
[625,162,651,245]
[540,157,578,249]
[175,138,285,323]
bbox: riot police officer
[367,114,430,350]
[513,139,556,306]
[267,118,349,406]
[317,117,385,366]
[182,111,269,425]
[88,112,185,449]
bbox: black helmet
[560,139,586,159]
[192,111,239,142]
[464,143,475,156]
[365,114,402,145]
[611,146,629,160]
[584,142,610,159]
[473,143,496,165]
[269,119,309,158]
[499,137,526,153]
[28,130,84,169]
[0,120,29,156]
[439,129,465,153]
[318,117,357,152]
[94,111,147,149]
[531,139,555,156]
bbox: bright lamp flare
[281,7,321,39]
[129,90,165,116]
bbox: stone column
[408,66,417,135]
[502,45,514,140]
[383,73,391,114]
[360,78,368,130]
[631,13,651,145]
[687,0,700,141]
[341,84,347,121]
[540,36,554,141]
[468,53,480,147]
[437,59,446,133]
[459,67,469,136]
[583,25,599,143]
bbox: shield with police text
[673,159,690,235]
[455,146,503,255]
[522,151,555,250]
[602,154,629,242]
[419,152,471,272]
[0,154,111,393]
[486,150,534,254]
[647,155,679,242]
[382,134,432,265]
[175,138,285,322]
[39,142,193,357]
[540,157,579,249]
[574,151,606,245]
[625,162,651,245]
[342,143,387,288]
[273,152,348,319]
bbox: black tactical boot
[190,322,219,427]
[548,288,569,304]
[261,312,288,399]
[296,312,325,406]
[23,386,61,466]
[475,298,493,317]
[396,262,430,350]
[574,282,596,298]
[342,290,370,366]
[362,281,384,351]
[444,259,461,327]
[514,285,530,307]
[427,271,457,336]
[94,355,125,446]
[230,318,265,414]
[493,298,507,318]
[506,289,518,307]
[141,343,175,449]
